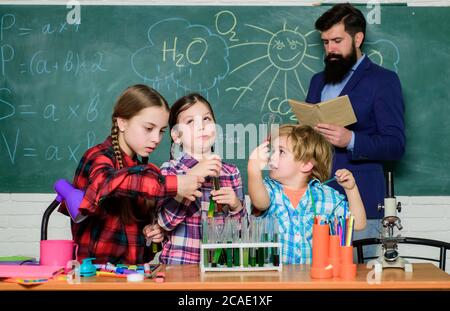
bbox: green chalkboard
[0,5,449,195]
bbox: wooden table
[1,263,449,291]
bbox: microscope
[368,171,413,273]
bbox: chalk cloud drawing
[364,39,400,73]
[132,18,229,91]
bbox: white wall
[0,193,70,260]
[0,0,449,276]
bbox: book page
[289,95,357,127]
[316,95,357,126]
[288,100,320,127]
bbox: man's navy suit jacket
[306,56,405,219]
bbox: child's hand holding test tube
[248,113,276,173]
[187,154,222,179]
[143,221,165,251]
[210,184,242,214]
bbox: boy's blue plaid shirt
[262,177,347,264]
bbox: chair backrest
[353,237,450,271]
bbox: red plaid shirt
[60,136,177,264]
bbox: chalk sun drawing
[227,22,322,116]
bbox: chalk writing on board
[0,90,101,123]
[41,22,79,35]
[1,87,101,164]
[0,88,100,165]
[131,18,229,92]
[18,50,107,76]
[1,14,15,41]
[1,14,83,77]
[0,87,14,120]
[225,86,253,92]
[0,14,79,40]
[226,21,322,115]
[1,128,96,164]
[1,43,14,76]
[268,97,292,117]
[215,10,239,42]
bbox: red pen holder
[328,235,340,278]
[310,223,333,279]
[339,245,356,279]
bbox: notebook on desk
[0,256,37,265]
[0,265,64,278]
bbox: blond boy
[248,124,366,264]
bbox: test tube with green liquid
[264,217,272,266]
[217,219,228,266]
[202,219,209,267]
[208,177,224,218]
[210,219,221,267]
[213,177,224,213]
[242,217,249,267]
[249,217,257,267]
[224,220,233,267]
[207,196,216,218]
[273,220,280,266]
[257,218,265,267]
[146,212,160,254]
[231,219,240,266]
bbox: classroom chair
[353,237,450,271]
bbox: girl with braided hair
[62,85,204,264]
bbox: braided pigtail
[111,118,124,169]
[108,84,170,225]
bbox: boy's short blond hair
[276,124,333,182]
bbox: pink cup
[40,240,78,267]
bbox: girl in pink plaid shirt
[145,93,246,264]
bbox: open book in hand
[288,95,357,127]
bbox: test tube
[241,217,249,267]
[264,217,272,266]
[249,216,257,267]
[202,219,210,267]
[209,218,218,267]
[224,219,233,267]
[257,218,265,267]
[231,219,240,266]
[214,218,225,266]
[146,211,160,254]
[270,217,277,266]
[273,220,280,266]
[213,177,224,214]
[207,195,216,218]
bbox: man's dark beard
[323,45,358,84]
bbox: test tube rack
[200,242,283,272]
